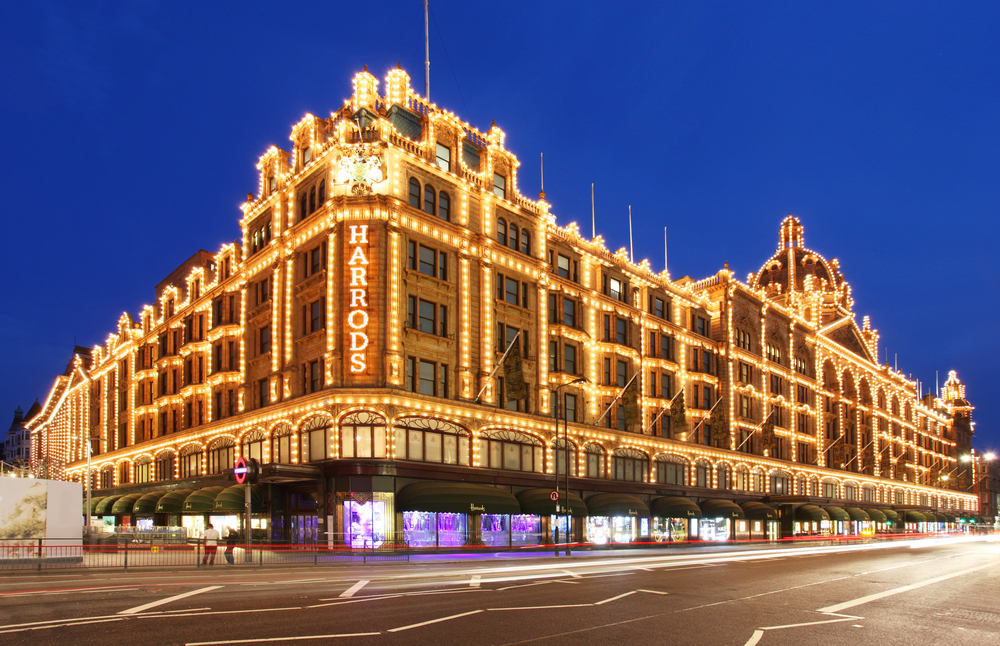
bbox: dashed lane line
[339,580,369,598]
[386,609,484,633]
[187,632,380,645]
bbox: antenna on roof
[424,0,430,100]
[539,152,545,198]
[628,205,634,263]
[590,182,597,239]
[664,227,668,275]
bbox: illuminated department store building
[29,65,979,546]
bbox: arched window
[821,478,838,498]
[134,457,152,484]
[423,184,435,215]
[613,448,649,482]
[309,186,316,214]
[520,229,530,255]
[408,178,420,208]
[734,465,750,490]
[300,415,333,462]
[694,460,711,488]
[271,424,294,464]
[242,430,265,463]
[100,465,114,489]
[809,476,820,496]
[438,191,450,221]
[209,437,235,474]
[340,411,387,459]
[796,474,806,494]
[496,217,507,245]
[393,417,470,466]
[509,226,519,251]
[751,469,765,492]
[555,438,578,477]
[585,443,607,479]
[118,461,130,485]
[155,452,174,482]
[770,471,790,495]
[862,485,875,502]
[317,179,325,205]
[654,454,688,485]
[717,463,732,490]
[179,445,202,479]
[481,430,543,473]
[299,193,308,221]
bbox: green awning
[397,482,521,515]
[214,485,264,513]
[133,491,167,514]
[84,496,106,515]
[183,486,228,512]
[94,495,123,515]
[516,488,587,517]
[844,507,870,522]
[865,508,887,523]
[925,513,944,523]
[879,508,899,522]
[701,499,745,519]
[110,494,144,515]
[585,493,649,517]
[155,489,196,513]
[740,501,778,520]
[941,513,956,523]
[823,506,850,522]
[652,496,702,518]
[794,505,830,522]
[899,510,926,523]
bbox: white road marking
[743,630,764,646]
[137,607,296,619]
[818,562,999,613]
[637,589,669,595]
[119,586,222,615]
[0,585,141,597]
[761,616,860,630]
[594,591,636,605]
[0,617,126,635]
[562,569,581,578]
[339,580,369,598]
[387,609,484,632]
[187,633,380,645]
[497,581,552,591]
[470,575,481,587]
[490,604,592,610]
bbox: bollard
[123,540,129,573]
[37,538,43,571]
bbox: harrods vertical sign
[342,221,379,381]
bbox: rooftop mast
[424,0,430,100]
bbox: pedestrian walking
[225,527,237,565]
[202,523,221,566]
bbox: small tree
[670,391,688,438]
[710,404,729,448]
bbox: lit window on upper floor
[436,143,451,172]
[493,173,506,199]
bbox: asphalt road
[2,536,999,646]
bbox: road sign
[550,490,559,502]
[234,457,248,483]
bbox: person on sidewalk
[224,527,238,566]
[202,524,221,566]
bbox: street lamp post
[554,377,588,557]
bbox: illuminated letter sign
[347,224,370,373]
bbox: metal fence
[0,537,410,572]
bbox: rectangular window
[259,325,270,354]
[695,316,707,337]
[310,299,324,333]
[652,297,665,319]
[608,277,622,301]
[616,360,627,388]
[661,373,672,399]
[564,344,577,375]
[436,143,451,172]
[493,173,506,199]
[259,379,269,408]
[661,335,671,360]
[562,299,576,327]
[564,393,577,423]
[549,340,558,372]
[556,254,571,280]
[310,360,321,393]
[740,396,751,419]
[604,358,612,386]
[616,318,627,344]
[740,362,751,384]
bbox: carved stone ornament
[336,143,385,195]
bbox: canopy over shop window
[879,508,899,523]
[397,482,521,515]
[84,496,107,515]
[651,496,701,518]
[843,507,871,522]
[155,489,197,513]
[823,506,851,522]
[899,510,926,523]
[740,501,778,520]
[865,508,887,523]
[214,484,264,513]
[516,488,588,516]
[793,504,830,522]
[94,495,124,515]
[183,486,228,512]
[700,499,745,519]
[585,493,649,517]
[110,493,144,515]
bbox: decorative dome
[749,216,854,323]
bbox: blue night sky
[3,2,998,451]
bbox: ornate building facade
[27,65,978,544]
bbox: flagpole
[594,373,640,427]
[590,182,597,238]
[628,206,634,263]
[643,388,683,435]
[663,227,667,274]
[473,331,521,404]
[734,408,776,452]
